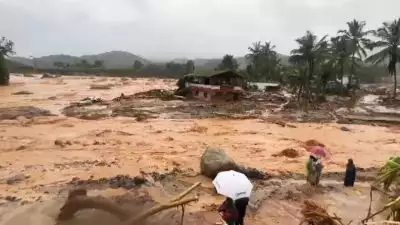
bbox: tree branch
[123,197,198,225]
[170,182,201,202]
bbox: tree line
[52,59,145,71]
[214,18,400,100]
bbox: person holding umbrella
[235,197,249,225]
[306,146,329,186]
[306,154,324,186]
[218,197,238,225]
[213,170,253,225]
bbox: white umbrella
[212,170,253,200]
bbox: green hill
[9,51,149,69]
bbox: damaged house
[183,70,245,101]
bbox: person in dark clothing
[235,197,249,225]
[344,158,356,187]
[218,197,238,225]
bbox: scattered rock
[272,148,300,158]
[340,126,351,132]
[54,139,65,147]
[74,96,104,107]
[48,96,57,100]
[5,174,30,185]
[69,174,151,190]
[239,166,270,180]
[136,114,149,122]
[16,145,26,151]
[20,200,30,205]
[200,147,239,179]
[4,196,20,202]
[133,175,147,186]
[373,87,388,95]
[12,90,33,95]
[41,73,59,79]
[95,161,108,167]
[62,102,112,120]
[0,106,54,120]
[286,124,297,128]
[351,107,369,115]
[109,175,135,189]
[93,140,105,145]
[133,89,177,101]
[335,107,349,115]
[303,139,325,147]
[165,136,174,141]
[54,139,73,147]
[90,84,114,90]
[188,123,208,133]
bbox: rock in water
[200,147,238,179]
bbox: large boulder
[200,147,239,179]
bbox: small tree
[0,36,15,85]
[93,60,104,68]
[80,59,90,68]
[53,61,65,69]
[218,54,238,71]
[185,60,195,74]
[133,60,144,71]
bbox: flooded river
[0,75,398,225]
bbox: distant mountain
[9,51,290,70]
[5,58,33,69]
[9,51,149,69]
[80,51,149,68]
[8,56,34,67]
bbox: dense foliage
[0,37,15,85]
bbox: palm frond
[375,157,400,190]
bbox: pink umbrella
[309,146,330,158]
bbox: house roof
[184,70,244,78]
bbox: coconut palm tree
[365,18,400,98]
[246,41,280,81]
[329,35,352,94]
[290,31,328,101]
[338,19,372,87]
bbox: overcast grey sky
[0,0,399,60]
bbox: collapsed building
[182,70,245,101]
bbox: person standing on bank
[218,197,238,225]
[344,158,356,187]
[235,197,249,225]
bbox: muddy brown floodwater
[0,74,398,225]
